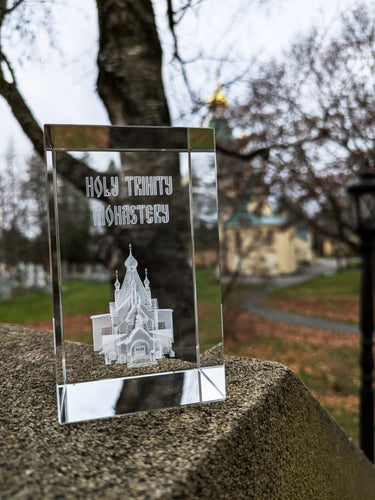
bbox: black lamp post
[347,170,375,463]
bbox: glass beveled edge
[45,149,66,386]
[189,151,224,361]
[56,365,226,424]
[44,124,215,152]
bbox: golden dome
[207,85,228,108]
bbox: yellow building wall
[274,228,297,274]
[223,224,312,276]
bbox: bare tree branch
[166,0,197,104]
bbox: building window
[235,231,242,251]
[158,321,166,329]
[266,230,274,246]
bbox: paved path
[238,289,359,335]
[236,259,360,335]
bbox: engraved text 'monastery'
[92,204,170,227]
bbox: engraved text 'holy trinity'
[85,175,173,198]
[85,175,173,228]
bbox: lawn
[269,270,360,302]
[224,269,363,445]
[0,281,112,324]
[0,288,53,324]
[0,281,112,343]
[0,269,223,346]
[267,271,360,323]
[224,306,360,444]
[195,267,223,348]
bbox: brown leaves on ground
[224,308,358,374]
[26,319,53,330]
[223,306,360,441]
[272,298,359,323]
[223,307,358,352]
[26,315,91,334]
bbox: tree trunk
[0,0,195,361]
[96,0,170,126]
[95,0,195,361]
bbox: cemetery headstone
[0,272,11,301]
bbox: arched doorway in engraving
[132,339,151,364]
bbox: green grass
[0,270,222,346]
[0,289,53,323]
[61,281,111,316]
[268,271,360,302]
[0,281,111,324]
[196,268,223,347]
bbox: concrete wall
[1,323,375,499]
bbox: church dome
[125,244,138,268]
[207,85,228,108]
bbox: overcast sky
[0,0,364,171]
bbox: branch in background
[166,0,197,104]
[0,52,44,157]
[0,51,100,194]
[216,128,330,162]
[5,0,24,14]
[0,0,25,25]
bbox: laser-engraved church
[91,245,174,368]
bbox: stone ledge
[1,322,375,499]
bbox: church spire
[130,272,137,306]
[114,270,120,291]
[205,82,232,143]
[144,268,150,288]
[144,268,151,304]
[114,269,121,303]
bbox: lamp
[347,169,375,463]
[348,171,375,233]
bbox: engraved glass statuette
[91,244,175,368]
[44,125,225,423]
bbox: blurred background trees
[0,0,374,270]
[214,4,375,254]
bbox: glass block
[44,125,225,424]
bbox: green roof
[225,211,288,227]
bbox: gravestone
[94,263,109,282]
[35,265,46,289]
[84,264,94,281]
[0,272,11,301]
[23,263,35,289]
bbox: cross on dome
[125,243,138,268]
